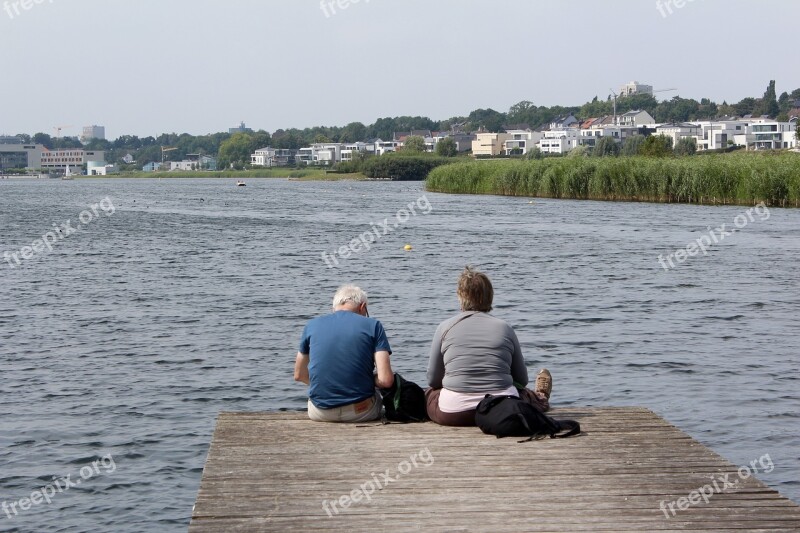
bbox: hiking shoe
[534,369,552,400]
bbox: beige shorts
[307,390,383,423]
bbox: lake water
[1,178,798,531]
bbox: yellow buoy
[404,244,413,251]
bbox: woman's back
[428,312,528,393]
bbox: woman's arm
[426,324,446,388]
[509,328,529,387]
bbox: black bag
[475,395,580,441]
[380,373,428,423]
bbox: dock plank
[189,408,800,532]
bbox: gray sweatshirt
[427,312,529,392]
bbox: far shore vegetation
[426,149,800,208]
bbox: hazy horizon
[2,0,799,138]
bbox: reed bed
[425,153,800,207]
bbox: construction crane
[53,125,73,138]
[653,88,678,100]
[161,146,178,163]
[609,89,619,125]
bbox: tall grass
[425,153,800,207]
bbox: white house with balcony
[747,119,797,150]
[537,129,580,154]
[251,147,276,167]
[373,139,399,156]
[654,123,702,147]
[341,142,375,162]
[692,121,746,151]
[503,130,543,155]
[295,143,346,166]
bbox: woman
[426,266,552,426]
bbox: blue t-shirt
[299,310,392,409]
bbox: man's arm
[294,352,310,385]
[374,351,394,389]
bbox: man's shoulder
[309,312,383,329]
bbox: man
[294,285,394,422]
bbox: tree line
[7,80,798,169]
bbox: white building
[87,161,118,175]
[251,147,297,167]
[537,129,580,154]
[693,121,746,151]
[503,130,543,155]
[619,81,653,97]
[251,147,276,167]
[747,119,797,150]
[295,143,347,166]
[374,139,399,156]
[654,123,702,147]
[170,154,217,171]
[341,142,374,162]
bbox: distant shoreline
[88,169,368,181]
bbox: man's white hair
[332,285,368,310]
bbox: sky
[2,0,799,138]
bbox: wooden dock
[189,407,800,532]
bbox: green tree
[84,138,111,150]
[796,123,800,142]
[733,97,757,116]
[250,131,272,150]
[622,135,646,156]
[403,135,426,153]
[593,136,620,157]
[507,101,535,125]
[654,97,701,122]
[218,133,256,169]
[136,146,162,167]
[779,92,790,114]
[435,137,458,157]
[467,108,507,132]
[640,135,673,157]
[340,122,367,142]
[674,137,697,156]
[717,101,736,117]
[760,80,780,118]
[272,130,302,150]
[32,132,53,149]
